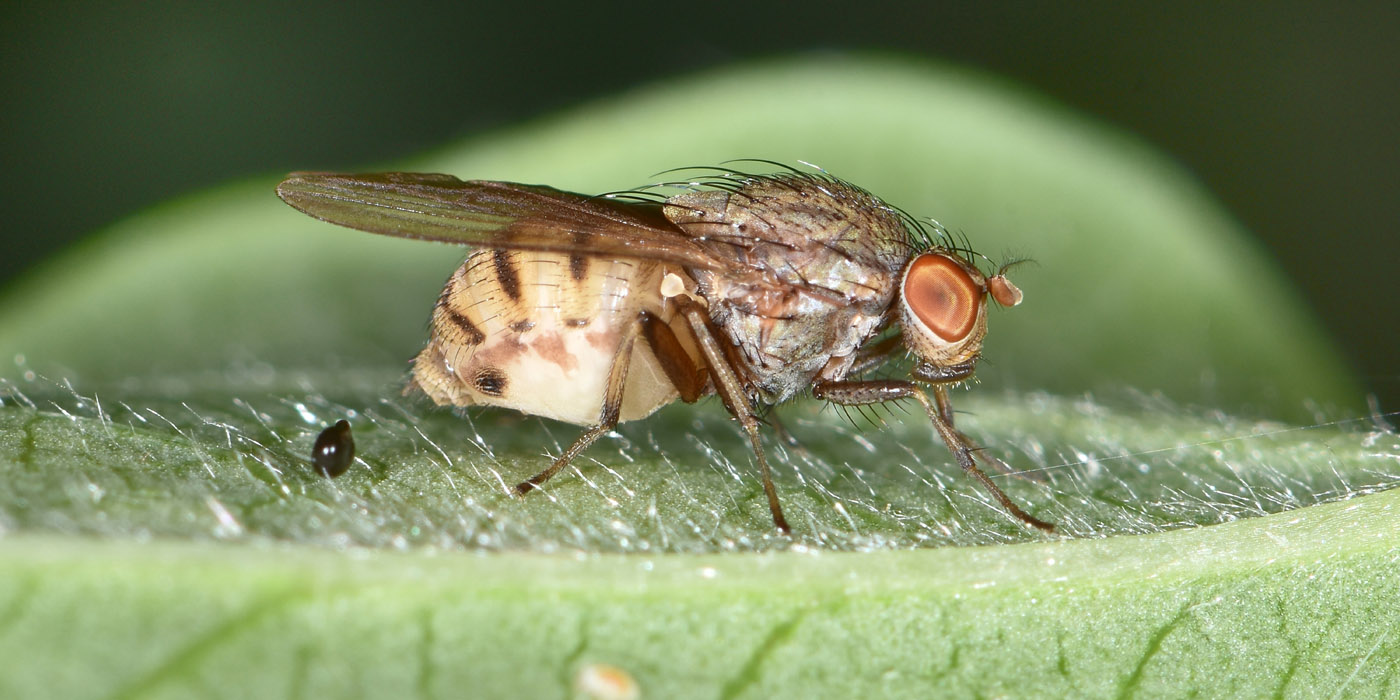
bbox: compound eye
[903,254,981,342]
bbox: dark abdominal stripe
[444,307,486,345]
[493,249,522,301]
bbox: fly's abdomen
[410,250,698,425]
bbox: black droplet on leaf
[312,419,355,478]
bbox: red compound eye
[903,254,981,342]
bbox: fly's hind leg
[812,378,1053,532]
[513,321,638,496]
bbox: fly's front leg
[514,320,638,496]
[911,359,1011,477]
[813,379,1054,532]
[919,362,1022,478]
[930,384,1024,479]
[672,295,790,534]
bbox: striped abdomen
[409,249,702,425]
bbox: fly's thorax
[897,249,993,369]
[663,175,910,298]
[409,250,702,425]
[665,175,911,403]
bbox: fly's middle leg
[672,295,791,534]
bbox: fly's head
[897,249,1023,380]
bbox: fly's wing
[277,172,727,271]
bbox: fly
[276,164,1052,534]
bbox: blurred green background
[2,1,1396,413]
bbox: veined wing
[277,172,727,270]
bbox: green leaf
[1,410,1398,697]
[1,55,1393,697]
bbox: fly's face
[897,250,1023,374]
